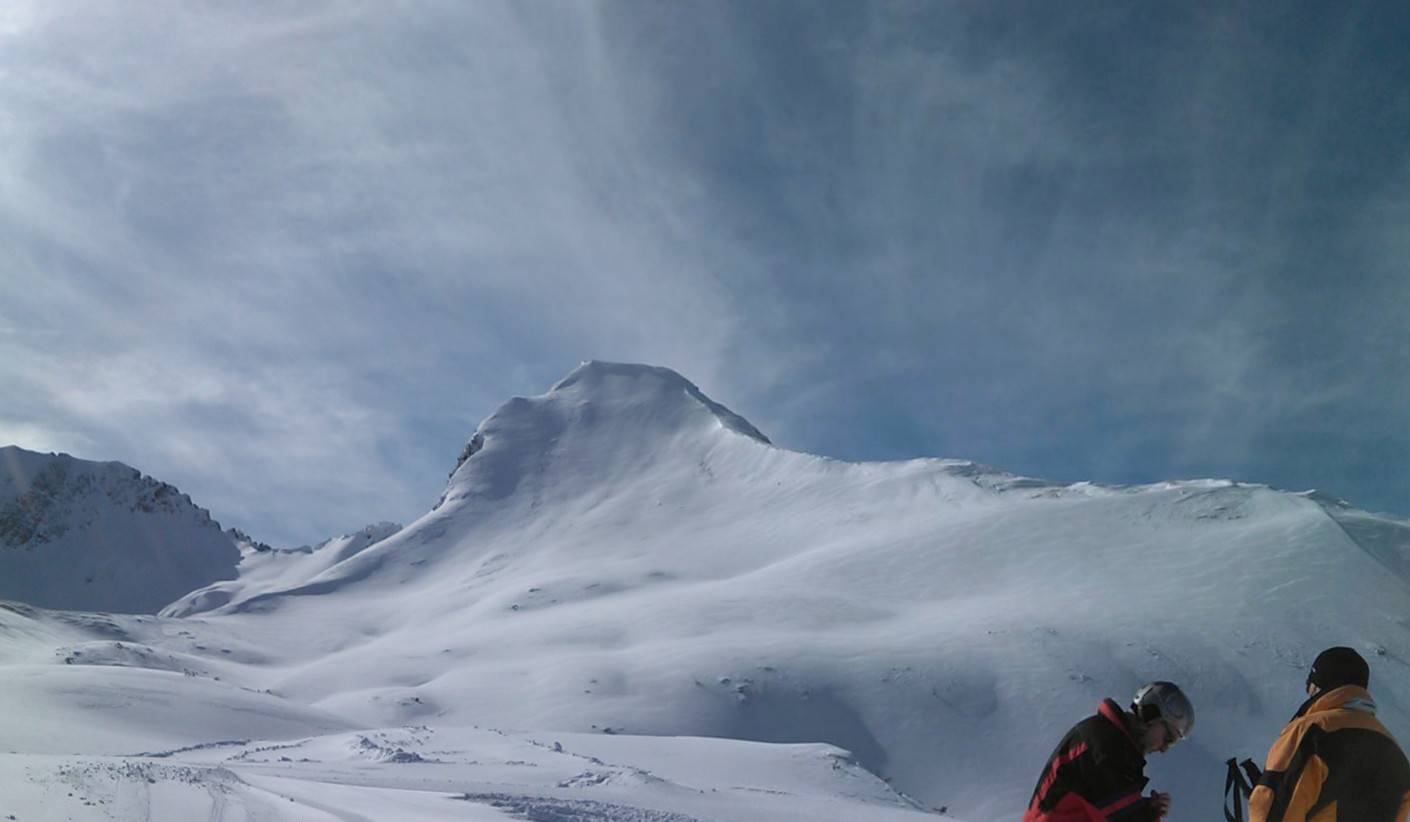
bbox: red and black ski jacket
[1023,698,1163,822]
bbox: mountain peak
[437,362,770,510]
[550,361,770,445]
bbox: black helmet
[1132,681,1194,741]
[1307,647,1369,692]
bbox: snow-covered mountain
[242,363,1410,818]
[0,446,241,613]
[5,361,1410,821]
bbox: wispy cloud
[0,2,746,544]
[2,2,1407,542]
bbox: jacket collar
[1292,685,1377,721]
[1099,698,1143,753]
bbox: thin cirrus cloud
[0,2,743,546]
[1,2,1407,547]
[600,1,1410,508]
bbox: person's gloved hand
[1149,790,1172,817]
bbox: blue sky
[2,2,1407,547]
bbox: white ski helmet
[1132,681,1194,740]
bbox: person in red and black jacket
[1024,681,1194,821]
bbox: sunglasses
[1160,719,1184,745]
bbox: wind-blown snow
[3,361,1409,821]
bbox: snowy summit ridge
[440,360,769,509]
[549,361,771,444]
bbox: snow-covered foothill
[1,725,943,821]
[0,604,941,820]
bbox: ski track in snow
[458,793,705,822]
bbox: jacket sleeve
[1250,720,1329,822]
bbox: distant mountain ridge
[0,446,241,613]
[0,448,202,549]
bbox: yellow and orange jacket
[1250,685,1410,822]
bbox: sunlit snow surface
[0,716,930,821]
[5,362,1410,821]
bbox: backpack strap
[1224,757,1261,822]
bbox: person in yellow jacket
[1250,646,1410,821]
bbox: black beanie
[1307,646,1370,691]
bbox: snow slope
[0,447,240,613]
[0,602,939,821]
[1,723,934,822]
[4,361,1410,821]
[162,522,402,618]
